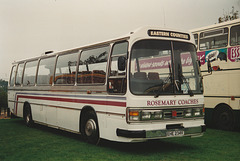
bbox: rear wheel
[23,104,34,127]
[81,111,100,145]
[213,104,234,130]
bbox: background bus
[191,19,240,130]
[8,27,205,144]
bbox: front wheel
[81,111,100,145]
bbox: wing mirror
[207,59,212,73]
[118,56,126,71]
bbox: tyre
[23,104,34,127]
[213,105,234,131]
[81,111,100,145]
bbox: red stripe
[16,95,126,112]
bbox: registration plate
[166,130,184,137]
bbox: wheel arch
[23,101,34,127]
[23,101,31,117]
[214,103,233,113]
[213,103,234,121]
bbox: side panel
[198,46,240,110]
[45,106,57,126]
[57,108,80,131]
[31,104,45,123]
[8,90,127,138]
[8,90,16,114]
[198,46,240,130]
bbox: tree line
[0,79,8,109]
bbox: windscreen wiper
[154,63,173,98]
[179,74,194,97]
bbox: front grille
[163,110,184,119]
[127,106,204,123]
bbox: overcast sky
[0,0,240,80]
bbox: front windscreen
[130,40,202,96]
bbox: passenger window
[55,52,79,85]
[77,46,109,84]
[108,41,128,94]
[23,61,38,86]
[230,25,240,46]
[37,57,55,85]
[9,65,16,86]
[199,27,228,50]
[15,63,24,86]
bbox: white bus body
[8,27,205,143]
[191,19,240,130]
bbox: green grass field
[0,118,239,161]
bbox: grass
[0,119,240,161]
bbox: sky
[0,0,240,80]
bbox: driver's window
[130,40,173,95]
[173,41,198,93]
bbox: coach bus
[191,19,240,130]
[8,27,205,144]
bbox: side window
[77,46,109,84]
[110,42,128,76]
[108,41,128,94]
[55,52,79,85]
[199,27,228,50]
[23,61,38,86]
[230,25,240,46]
[37,57,55,85]
[15,63,24,86]
[9,65,17,86]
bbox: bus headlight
[153,111,163,119]
[193,108,203,117]
[128,109,163,121]
[184,108,203,118]
[141,110,163,120]
[129,110,140,121]
[141,111,151,120]
[184,108,192,117]
[193,108,201,116]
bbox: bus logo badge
[172,110,177,118]
[228,46,240,62]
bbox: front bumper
[117,125,206,139]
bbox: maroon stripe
[17,95,126,108]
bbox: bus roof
[13,27,194,64]
[190,19,240,33]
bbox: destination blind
[148,30,190,40]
